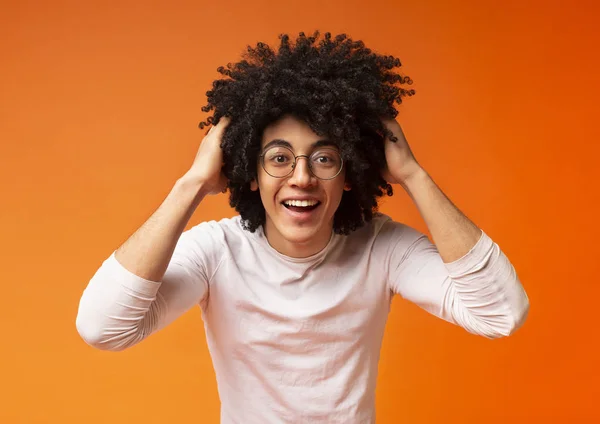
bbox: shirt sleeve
[75,220,225,351]
[386,222,529,338]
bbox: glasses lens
[261,146,343,179]
[310,149,342,179]
[262,146,295,177]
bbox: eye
[311,150,340,167]
[274,155,286,163]
[265,149,293,166]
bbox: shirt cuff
[104,251,162,298]
[443,229,495,277]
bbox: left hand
[381,118,423,185]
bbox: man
[76,31,529,423]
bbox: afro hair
[198,30,415,234]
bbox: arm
[401,167,483,263]
[382,119,529,338]
[386,207,529,339]
[76,178,212,351]
[76,118,230,351]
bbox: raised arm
[75,118,230,351]
[382,118,529,338]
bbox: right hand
[183,117,231,196]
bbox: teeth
[284,199,319,207]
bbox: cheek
[257,174,280,203]
[326,180,347,207]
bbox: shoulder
[180,215,260,257]
[169,216,249,271]
[184,215,246,242]
[350,213,421,240]
[352,213,429,253]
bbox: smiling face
[251,115,349,258]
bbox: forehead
[261,115,333,150]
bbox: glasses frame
[259,145,344,181]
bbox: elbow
[75,308,132,352]
[75,314,102,349]
[505,293,530,337]
[458,290,530,339]
[485,292,531,339]
[75,313,119,351]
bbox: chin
[269,211,333,248]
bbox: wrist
[174,173,210,202]
[399,166,430,194]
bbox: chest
[203,254,391,356]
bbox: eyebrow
[262,139,338,151]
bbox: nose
[287,156,315,188]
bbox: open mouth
[282,199,321,213]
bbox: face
[251,115,349,258]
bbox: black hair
[198,31,415,234]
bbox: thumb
[218,172,229,194]
[381,165,396,184]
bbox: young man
[76,32,529,423]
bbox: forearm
[401,167,482,263]
[398,167,529,336]
[77,174,210,350]
[115,174,208,281]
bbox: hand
[183,116,230,196]
[381,118,423,186]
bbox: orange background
[1,0,598,422]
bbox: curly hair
[198,31,415,235]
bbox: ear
[344,181,351,191]
[250,179,259,191]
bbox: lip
[280,196,321,203]
[281,202,321,222]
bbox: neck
[263,222,333,258]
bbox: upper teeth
[284,199,319,207]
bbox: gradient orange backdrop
[1,0,598,422]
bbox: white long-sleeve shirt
[76,213,529,423]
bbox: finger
[215,116,231,129]
[381,167,392,182]
[219,174,228,193]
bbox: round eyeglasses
[259,145,344,180]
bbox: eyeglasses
[259,145,344,180]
